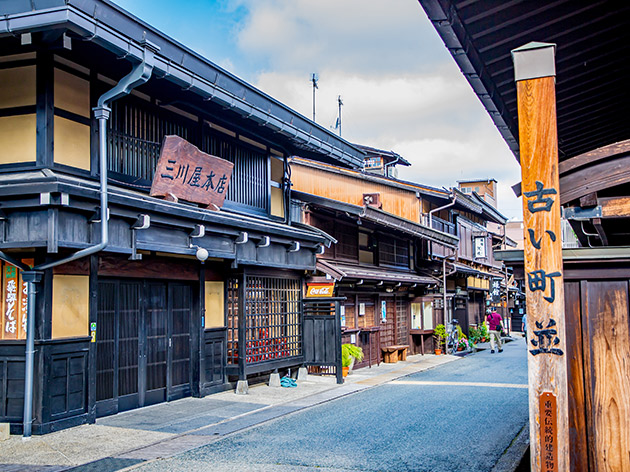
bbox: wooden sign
[150,135,234,208]
[2,263,18,339]
[512,42,569,472]
[539,392,558,472]
[306,283,335,298]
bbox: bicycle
[446,319,460,355]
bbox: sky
[114,0,523,220]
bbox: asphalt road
[133,338,529,472]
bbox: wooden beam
[599,196,630,218]
[512,42,570,472]
[558,139,630,175]
[579,192,597,208]
[591,218,608,246]
[559,153,630,204]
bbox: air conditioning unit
[363,193,382,209]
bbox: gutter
[14,39,158,439]
[0,3,365,168]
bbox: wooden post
[512,42,569,472]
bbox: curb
[491,422,530,472]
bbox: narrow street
[133,338,528,472]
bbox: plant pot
[434,349,442,355]
[342,366,349,377]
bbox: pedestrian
[522,313,527,342]
[486,309,503,353]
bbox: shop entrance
[95,279,193,417]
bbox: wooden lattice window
[379,236,410,268]
[226,275,302,365]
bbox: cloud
[234,0,446,75]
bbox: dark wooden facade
[0,1,364,434]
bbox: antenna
[311,73,318,122]
[337,95,343,137]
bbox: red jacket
[487,312,502,331]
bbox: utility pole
[337,95,343,137]
[311,73,318,122]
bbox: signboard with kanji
[150,135,234,208]
[512,42,569,472]
[490,278,502,303]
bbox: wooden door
[96,279,192,416]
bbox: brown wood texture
[559,153,630,205]
[290,162,421,222]
[150,135,234,208]
[97,255,200,281]
[599,196,630,218]
[580,280,630,472]
[517,76,570,472]
[563,282,589,472]
[558,139,630,175]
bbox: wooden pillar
[512,42,569,472]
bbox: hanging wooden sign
[150,135,234,208]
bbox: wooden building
[290,155,508,358]
[0,0,366,434]
[418,1,630,470]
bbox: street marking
[390,380,528,389]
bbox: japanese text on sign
[524,181,564,357]
[150,135,234,208]
[539,392,558,472]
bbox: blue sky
[114,0,523,219]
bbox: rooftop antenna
[336,95,343,137]
[311,73,318,122]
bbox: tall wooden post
[512,42,569,472]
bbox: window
[359,230,375,264]
[379,236,410,268]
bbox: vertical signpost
[512,42,569,472]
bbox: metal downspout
[21,40,157,438]
[428,193,456,228]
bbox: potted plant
[433,324,446,355]
[341,343,364,377]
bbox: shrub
[342,343,364,367]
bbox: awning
[317,260,435,285]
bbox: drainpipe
[20,40,157,439]
[442,253,457,326]
[428,192,456,228]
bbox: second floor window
[379,236,410,268]
[106,95,272,216]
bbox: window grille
[107,98,193,183]
[201,126,269,213]
[226,275,302,365]
[106,97,270,214]
[379,236,409,268]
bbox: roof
[355,144,412,167]
[417,0,629,161]
[457,178,497,184]
[292,190,459,248]
[0,0,365,168]
[317,260,435,285]
[290,157,450,200]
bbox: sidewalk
[0,353,458,472]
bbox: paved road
[132,338,528,472]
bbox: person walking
[486,309,503,353]
[521,313,527,342]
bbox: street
[133,338,528,472]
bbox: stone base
[268,372,281,387]
[0,423,10,441]
[297,367,308,381]
[235,380,249,395]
